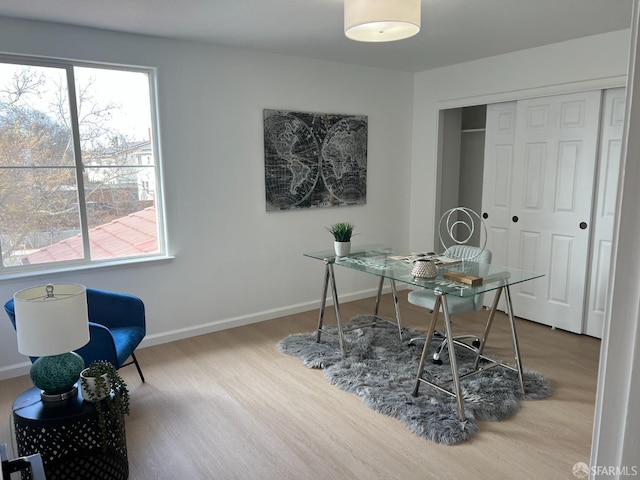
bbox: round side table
[12,387,128,480]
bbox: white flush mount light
[344,0,421,42]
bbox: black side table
[12,387,128,480]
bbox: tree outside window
[0,59,163,272]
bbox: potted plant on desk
[80,360,130,451]
[327,222,355,256]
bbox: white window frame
[0,55,169,278]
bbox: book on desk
[389,252,463,267]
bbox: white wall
[410,29,630,252]
[592,1,640,473]
[0,18,414,379]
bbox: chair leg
[131,352,145,383]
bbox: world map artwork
[263,109,367,210]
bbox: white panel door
[482,101,516,310]
[585,87,626,338]
[508,91,602,333]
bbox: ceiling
[0,0,634,72]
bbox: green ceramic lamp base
[30,351,85,402]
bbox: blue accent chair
[4,288,146,382]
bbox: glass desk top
[304,244,544,298]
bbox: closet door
[482,102,516,310]
[585,87,626,338]
[482,102,517,268]
[508,91,602,333]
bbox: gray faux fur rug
[277,315,552,445]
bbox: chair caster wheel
[432,358,443,365]
[472,339,481,348]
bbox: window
[0,57,165,274]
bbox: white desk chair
[408,244,492,363]
[409,207,490,363]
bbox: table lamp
[13,284,90,402]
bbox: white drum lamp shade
[14,284,90,400]
[15,284,90,356]
[345,0,421,42]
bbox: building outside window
[0,57,165,274]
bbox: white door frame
[591,0,640,473]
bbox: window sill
[0,255,175,282]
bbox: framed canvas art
[263,109,367,210]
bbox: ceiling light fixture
[344,0,421,42]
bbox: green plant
[80,360,130,452]
[327,222,355,242]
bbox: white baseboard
[0,285,399,381]
[138,285,393,348]
[0,362,30,381]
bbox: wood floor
[0,293,601,479]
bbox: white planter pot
[334,241,351,257]
[80,368,110,402]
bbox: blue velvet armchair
[5,287,146,382]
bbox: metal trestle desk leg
[504,285,525,393]
[373,276,403,341]
[315,258,346,356]
[412,286,527,422]
[316,259,404,356]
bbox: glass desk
[304,244,544,421]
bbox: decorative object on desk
[80,360,130,452]
[264,109,367,211]
[443,271,483,286]
[411,258,438,278]
[277,315,552,445]
[327,221,355,256]
[13,283,90,402]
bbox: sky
[0,61,153,143]
[75,66,153,142]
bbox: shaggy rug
[277,315,552,445]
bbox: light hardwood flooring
[0,293,600,479]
